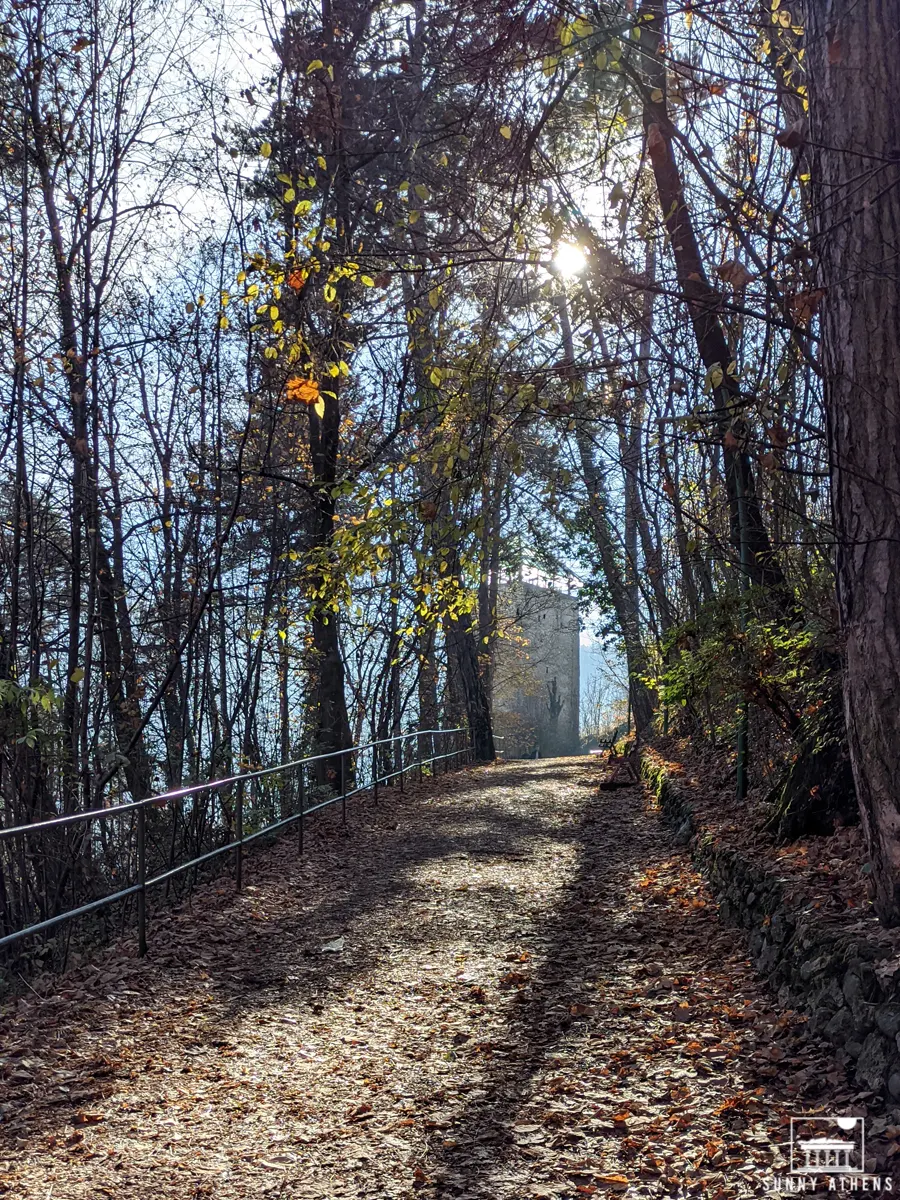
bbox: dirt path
[0,759,870,1198]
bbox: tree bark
[445,612,495,761]
[805,0,900,923]
[559,293,656,733]
[638,0,790,606]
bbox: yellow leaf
[284,188,296,202]
[70,668,85,684]
[360,275,375,287]
[316,155,327,169]
[313,396,325,418]
[500,125,512,139]
[260,141,272,158]
[307,59,323,73]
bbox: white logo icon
[790,1116,864,1175]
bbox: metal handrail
[0,727,462,841]
[0,726,470,956]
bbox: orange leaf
[789,288,825,325]
[285,377,320,405]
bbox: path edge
[640,746,900,1111]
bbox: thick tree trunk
[445,612,495,762]
[307,397,353,788]
[806,0,900,923]
[416,624,440,763]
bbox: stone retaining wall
[641,751,900,1107]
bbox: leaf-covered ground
[0,759,891,1198]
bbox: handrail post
[236,780,244,891]
[340,753,347,825]
[398,735,405,793]
[298,764,305,855]
[137,804,147,957]
[373,744,379,806]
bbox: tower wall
[491,582,580,758]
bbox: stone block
[855,1032,889,1091]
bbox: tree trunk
[307,396,353,787]
[638,0,790,605]
[445,612,495,761]
[561,295,656,732]
[806,0,900,923]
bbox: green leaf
[70,668,85,685]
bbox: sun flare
[553,242,588,278]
